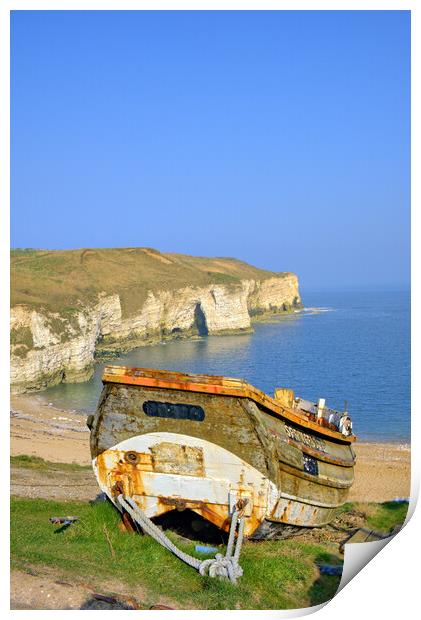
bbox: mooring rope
[117,494,246,584]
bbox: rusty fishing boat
[88,365,356,540]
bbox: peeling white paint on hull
[93,432,279,537]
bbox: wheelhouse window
[143,400,205,421]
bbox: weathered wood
[345,527,389,545]
[102,365,356,443]
[90,366,356,537]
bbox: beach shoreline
[10,393,411,504]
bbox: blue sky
[11,10,410,289]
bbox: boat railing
[294,398,353,436]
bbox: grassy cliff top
[11,247,293,317]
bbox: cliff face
[10,249,301,393]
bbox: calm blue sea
[41,290,410,443]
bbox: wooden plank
[345,527,387,545]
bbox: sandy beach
[10,393,411,503]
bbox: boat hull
[90,381,355,537]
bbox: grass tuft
[365,501,409,532]
[11,455,91,471]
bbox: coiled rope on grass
[117,494,246,584]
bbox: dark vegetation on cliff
[11,247,293,318]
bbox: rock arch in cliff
[193,303,209,336]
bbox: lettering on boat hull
[284,425,327,453]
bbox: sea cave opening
[193,303,209,336]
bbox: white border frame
[2,3,418,618]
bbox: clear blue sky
[11,10,410,289]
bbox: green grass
[338,501,408,533]
[11,455,91,472]
[11,497,341,610]
[11,247,292,321]
[364,501,409,532]
[11,496,408,609]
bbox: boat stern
[93,431,279,537]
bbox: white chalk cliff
[11,274,301,393]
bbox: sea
[41,290,410,443]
